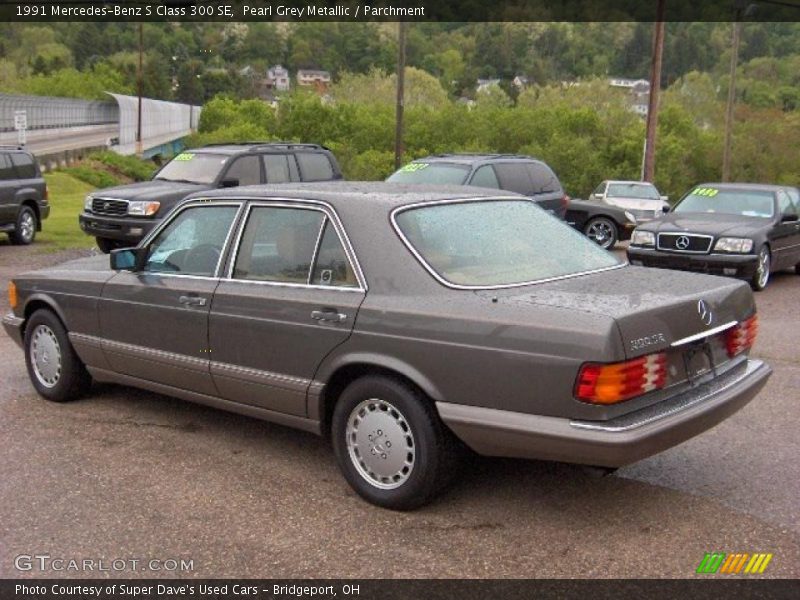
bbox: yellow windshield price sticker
[400,163,428,173]
[693,187,719,197]
[174,153,195,161]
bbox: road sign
[14,110,27,131]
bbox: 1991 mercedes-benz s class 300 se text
[3,183,772,509]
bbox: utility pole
[394,21,408,170]
[136,23,143,156]
[722,12,743,182]
[643,0,666,183]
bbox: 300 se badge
[630,333,668,352]
[2,183,772,510]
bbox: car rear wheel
[751,246,771,292]
[331,375,460,510]
[95,237,120,254]
[584,217,618,250]
[24,309,91,402]
[9,206,37,245]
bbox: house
[265,65,290,92]
[296,69,332,89]
[609,77,650,90]
[610,77,651,118]
[476,78,501,93]
[512,75,529,89]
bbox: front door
[771,189,800,269]
[209,203,366,416]
[98,202,242,395]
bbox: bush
[62,166,120,189]
[89,151,156,182]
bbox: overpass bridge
[0,93,201,166]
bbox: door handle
[311,309,348,323]
[179,295,207,307]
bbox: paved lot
[0,241,798,579]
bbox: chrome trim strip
[211,361,310,394]
[570,359,762,432]
[670,321,738,347]
[217,277,364,293]
[223,198,367,292]
[307,216,328,285]
[101,336,208,371]
[68,332,102,348]
[389,196,627,291]
[656,232,714,254]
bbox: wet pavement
[0,242,798,578]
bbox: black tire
[583,217,618,250]
[331,375,461,510]
[750,245,771,292]
[9,205,37,245]
[23,309,91,402]
[95,237,119,254]
[795,262,800,276]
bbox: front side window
[262,154,293,183]
[10,153,36,179]
[394,200,620,287]
[145,205,239,276]
[674,187,775,218]
[387,162,470,185]
[470,165,500,189]
[778,190,797,217]
[154,153,228,185]
[224,155,262,186]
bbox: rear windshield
[394,200,620,288]
[154,152,228,185]
[674,187,775,218]
[607,182,660,200]
[387,162,470,185]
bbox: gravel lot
[0,241,798,579]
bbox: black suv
[0,146,49,245]
[386,154,568,219]
[79,143,343,252]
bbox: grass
[37,172,96,252]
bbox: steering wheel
[182,244,221,274]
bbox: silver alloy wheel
[345,398,415,490]
[19,211,35,242]
[756,247,770,289]
[30,324,62,388]
[585,218,616,249]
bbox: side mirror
[781,212,799,223]
[220,177,239,188]
[660,195,669,202]
[110,247,143,271]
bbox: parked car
[627,183,800,291]
[5,183,771,509]
[79,142,342,253]
[567,181,669,250]
[0,145,48,245]
[386,154,569,219]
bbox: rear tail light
[575,352,667,405]
[8,281,17,310]
[561,194,570,209]
[725,314,758,358]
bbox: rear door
[262,153,299,183]
[98,202,242,395]
[773,189,800,268]
[209,202,366,416]
[0,153,16,224]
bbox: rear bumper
[2,313,24,348]
[39,203,50,221]
[78,212,159,243]
[627,246,759,279]
[437,359,771,468]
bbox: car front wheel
[584,217,618,250]
[331,375,460,510]
[751,245,771,291]
[9,205,37,245]
[24,309,91,402]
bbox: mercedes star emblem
[697,299,714,327]
[676,235,691,250]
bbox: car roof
[190,142,329,155]
[188,182,523,211]
[693,182,786,193]
[409,153,543,165]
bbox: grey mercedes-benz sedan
[3,183,771,509]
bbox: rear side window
[527,163,561,194]
[310,220,358,287]
[225,155,261,186]
[296,152,334,182]
[0,154,14,181]
[493,163,533,195]
[470,165,500,189]
[262,154,293,183]
[10,153,36,179]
